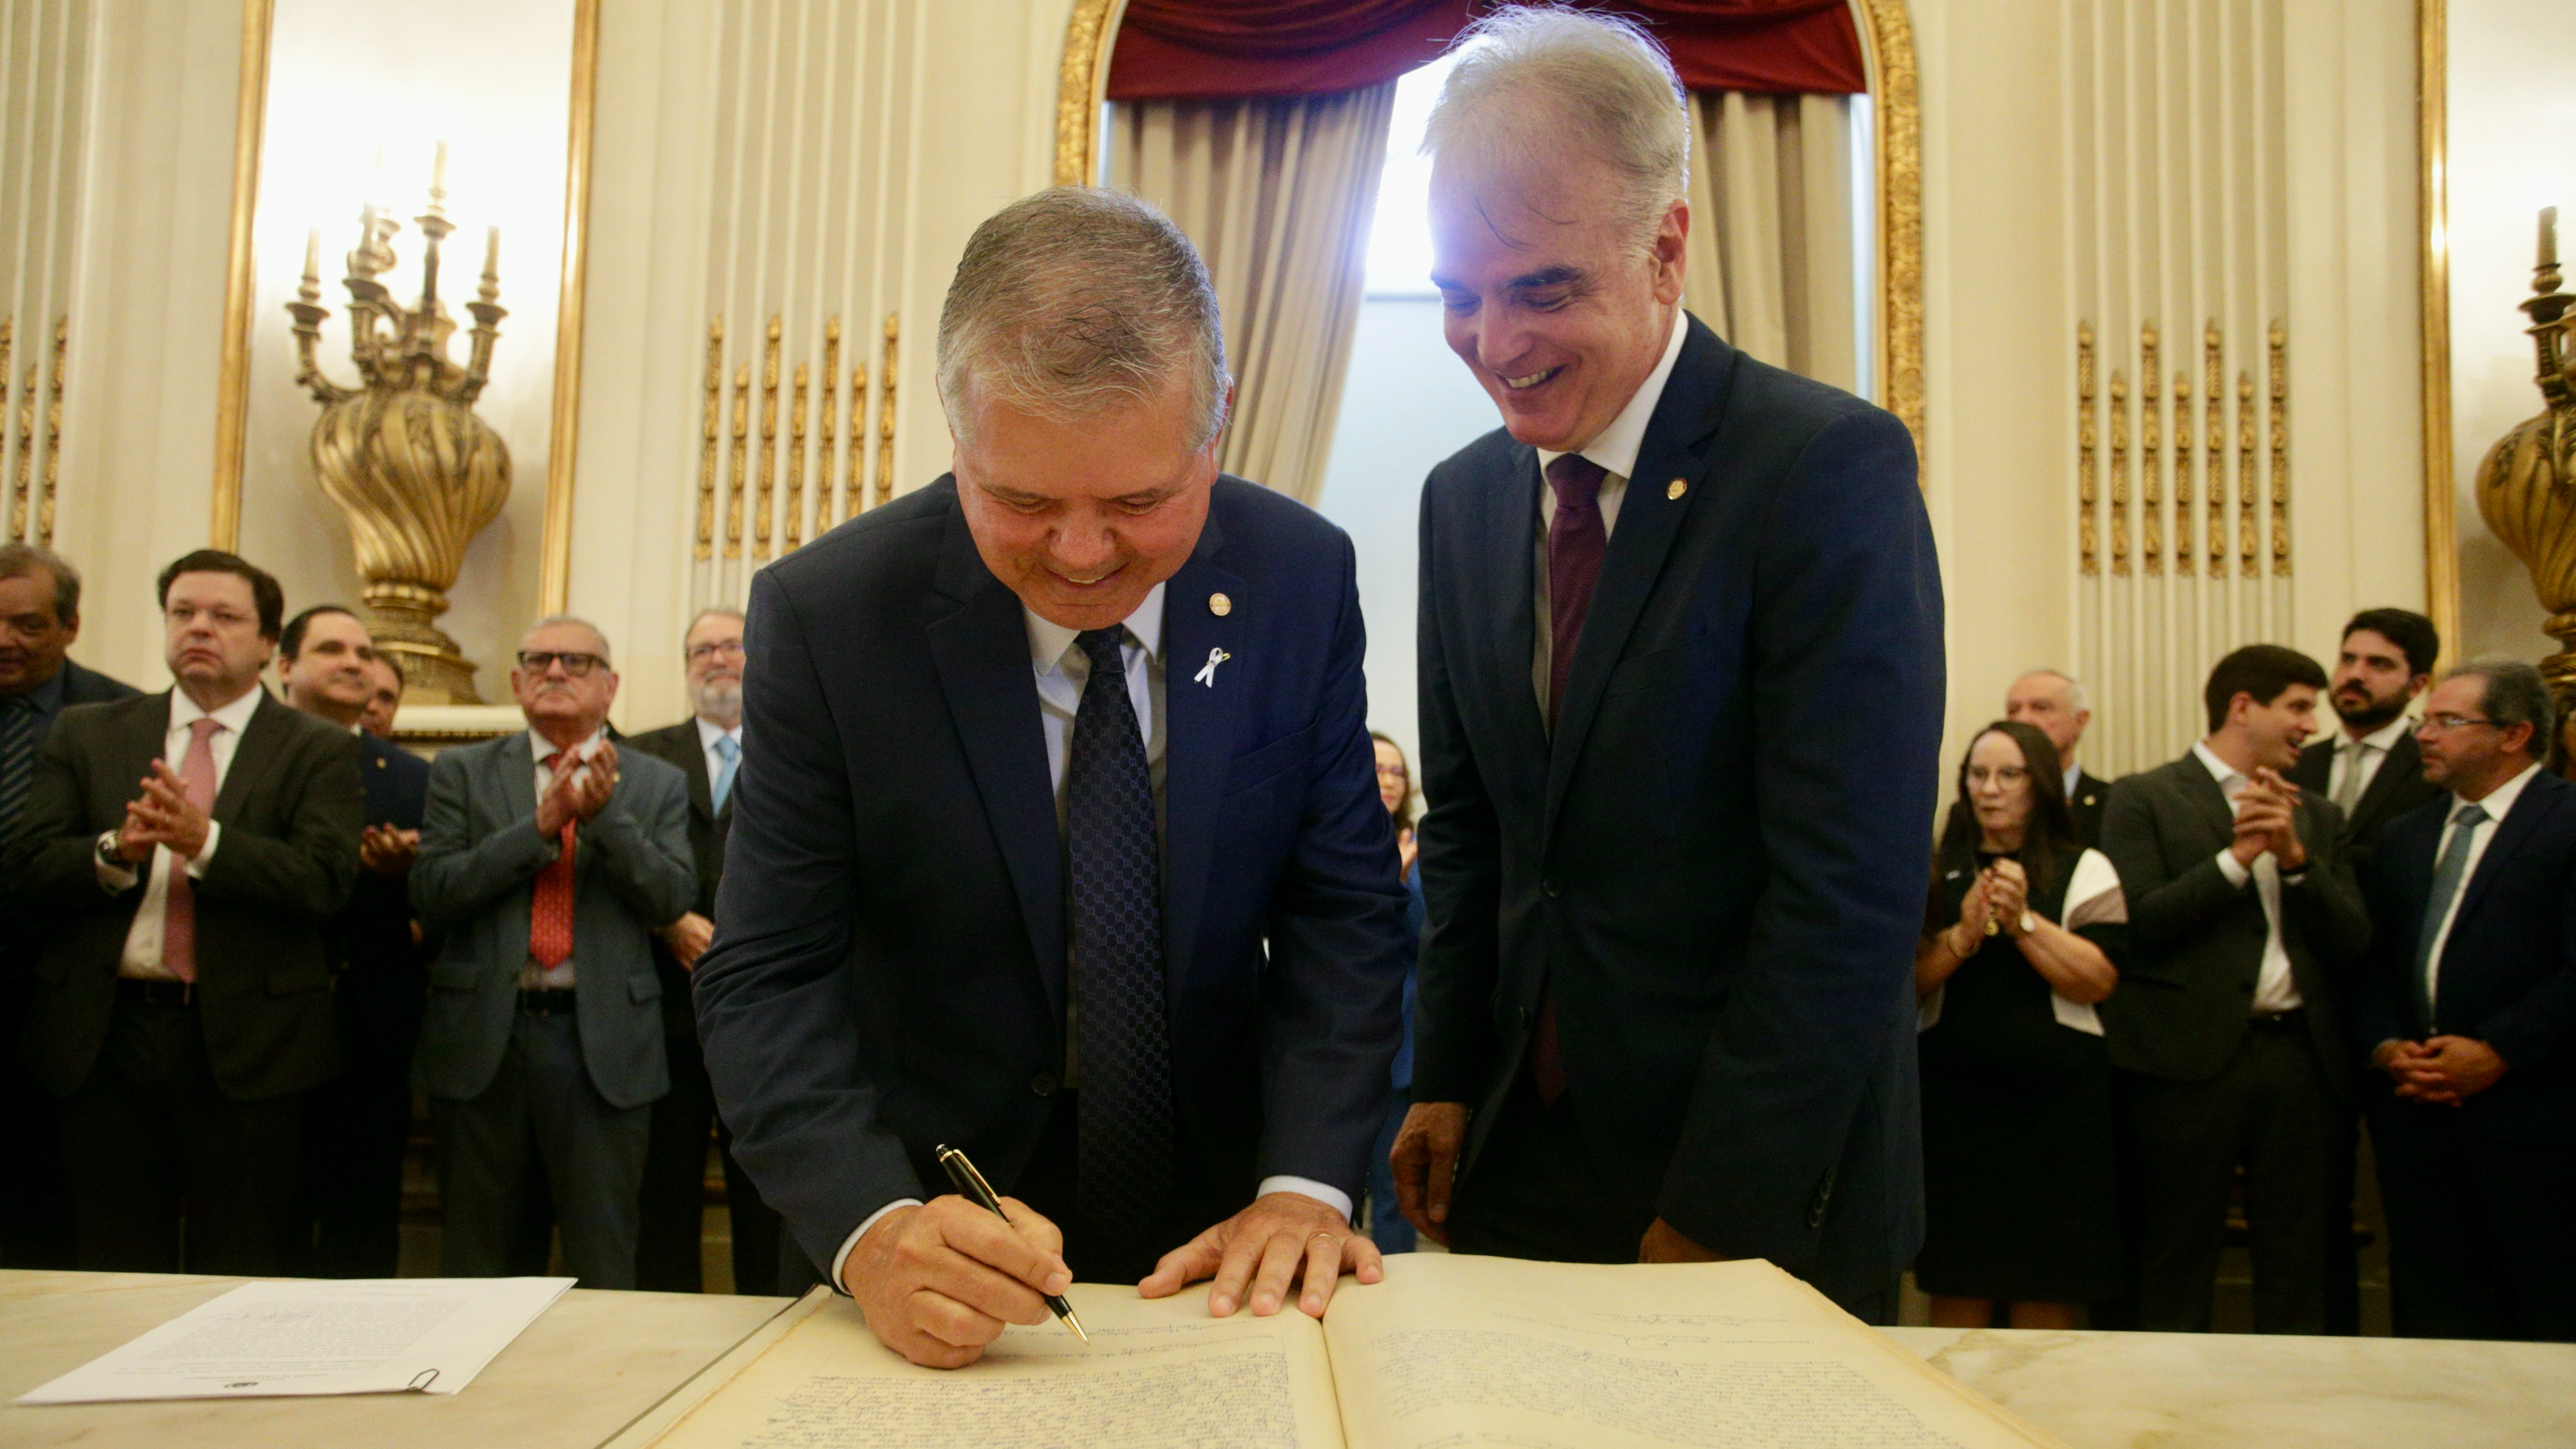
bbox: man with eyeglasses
[2358,660,2576,1341]
[627,605,784,1294]
[3,550,362,1274]
[2097,644,2372,1332]
[410,615,696,1288]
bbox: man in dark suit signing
[5,549,361,1274]
[628,605,782,1294]
[273,604,430,1277]
[0,543,140,1269]
[410,616,696,1288]
[2358,661,2576,1341]
[2098,644,2372,1332]
[1387,10,1945,1322]
[695,187,1411,1368]
[2008,669,2112,849]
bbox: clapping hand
[1949,869,1995,953]
[1985,859,2030,937]
[123,760,211,860]
[360,824,419,879]
[2231,770,2308,871]
[535,743,620,837]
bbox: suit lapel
[495,732,538,829]
[678,727,718,828]
[2452,771,2564,929]
[2354,732,2422,831]
[1160,512,1245,1003]
[924,502,1069,1017]
[1544,319,1734,832]
[1480,444,1549,780]
[211,690,287,822]
[2175,757,2239,847]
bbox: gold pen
[934,1143,1089,1344]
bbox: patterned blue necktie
[710,732,739,815]
[2411,802,2489,1035]
[0,695,36,843]
[1065,626,1174,1232]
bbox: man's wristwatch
[94,830,127,872]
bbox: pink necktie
[160,717,223,982]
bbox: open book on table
[643,1253,2068,1449]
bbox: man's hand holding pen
[844,1197,1073,1369]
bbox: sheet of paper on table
[14,1276,576,1404]
[644,1255,2069,1449]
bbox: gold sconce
[2474,208,2576,708]
[285,153,511,704]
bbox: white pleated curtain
[1110,82,1397,505]
[1683,91,1858,393]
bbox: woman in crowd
[1914,720,2126,1327]
[1367,731,1425,1253]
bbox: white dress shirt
[2064,762,2085,801]
[103,686,262,979]
[2327,714,2414,811]
[519,728,607,990]
[2418,758,2541,1015]
[2193,742,2305,1014]
[1530,308,1689,717]
[833,582,1346,1291]
[695,716,743,808]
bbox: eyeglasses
[1966,766,2029,786]
[2420,713,2498,733]
[686,639,746,663]
[1374,764,1410,782]
[518,650,606,677]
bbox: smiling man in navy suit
[1389,10,1944,1322]
[695,187,1411,1369]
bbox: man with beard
[2291,609,2442,873]
[628,606,783,1293]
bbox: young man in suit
[2098,644,2372,1331]
[695,187,1412,1370]
[628,605,782,1294]
[4,550,362,1274]
[274,604,431,1277]
[409,616,696,1288]
[1388,9,1944,1322]
[0,543,140,1269]
[2359,661,2576,1341]
[2008,669,2111,848]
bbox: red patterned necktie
[1532,453,1609,1105]
[530,762,577,968]
[159,717,224,983]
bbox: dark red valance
[1103,0,1866,102]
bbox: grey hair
[2017,668,2090,716]
[1422,5,1690,253]
[0,542,81,623]
[936,187,1229,451]
[684,605,745,647]
[2445,657,2554,747]
[522,613,613,668]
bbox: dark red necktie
[1532,453,1609,1104]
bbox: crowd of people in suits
[1919,612,2576,1342]
[0,541,781,1294]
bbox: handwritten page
[16,1277,574,1403]
[647,1285,1347,1449]
[1322,1256,2067,1449]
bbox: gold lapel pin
[1209,592,1232,617]
[1667,478,1688,500]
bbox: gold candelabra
[2473,207,2576,722]
[286,150,511,704]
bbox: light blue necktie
[2411,802,2489,1034]
[710,732,740,815]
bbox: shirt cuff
[2214,848,2252,888]
[1259,1175,1354,1223]
[185,819,222,879]
[830,1198,925,1295]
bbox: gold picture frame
[2416,0,2456,654]
[1052,0,1928,459]
[207,0,602,617]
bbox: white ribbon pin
[1193,647,1231,687]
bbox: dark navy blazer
[1412,315,1945,1309]
[2358,768,2576,1143]
[694,476,1411,1275]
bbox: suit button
[1542,878,1562,898]
[1029,1072,1058,1097]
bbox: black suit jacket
[627,719,728,1041]
[2068,767,2112,850]
[694,476,1412,1274]
[54,657,141,710]
[2097,752,2373,1101]
[4,689,362,1100]
[2357,771,2576,1143]
[1414,315,1946,1306]
[2290,732,2441,874]
[331,731,430,1053]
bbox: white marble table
[1884,1325,2576,1449]
[0,1270,792,1448]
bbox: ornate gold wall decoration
[755,316,780,560]
[816,318,842,533]
[2078,323,2097,576]
[285,192,513,704]
[2237,372,2257,573]
[786,361,810,550]
[0,321,11,536]
[2173,365,2194,573]
[2141,326,2162,574]
[2473,210,2575,705]
[8,336,27,544]
[2268,321,2290,576]
[2419,0,2458,656]
[877,314,899,508]
[697,319,722,560]
[2204,323,2225,575]
[846,359,869,521]
[727,364,749,559]
[41,318,63,547]
[1053,0,1124,187]
[2109,369,2130,576]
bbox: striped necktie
[0,694,35,841]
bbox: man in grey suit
[2099,644,2373,1332]
[411,616,695,1288]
